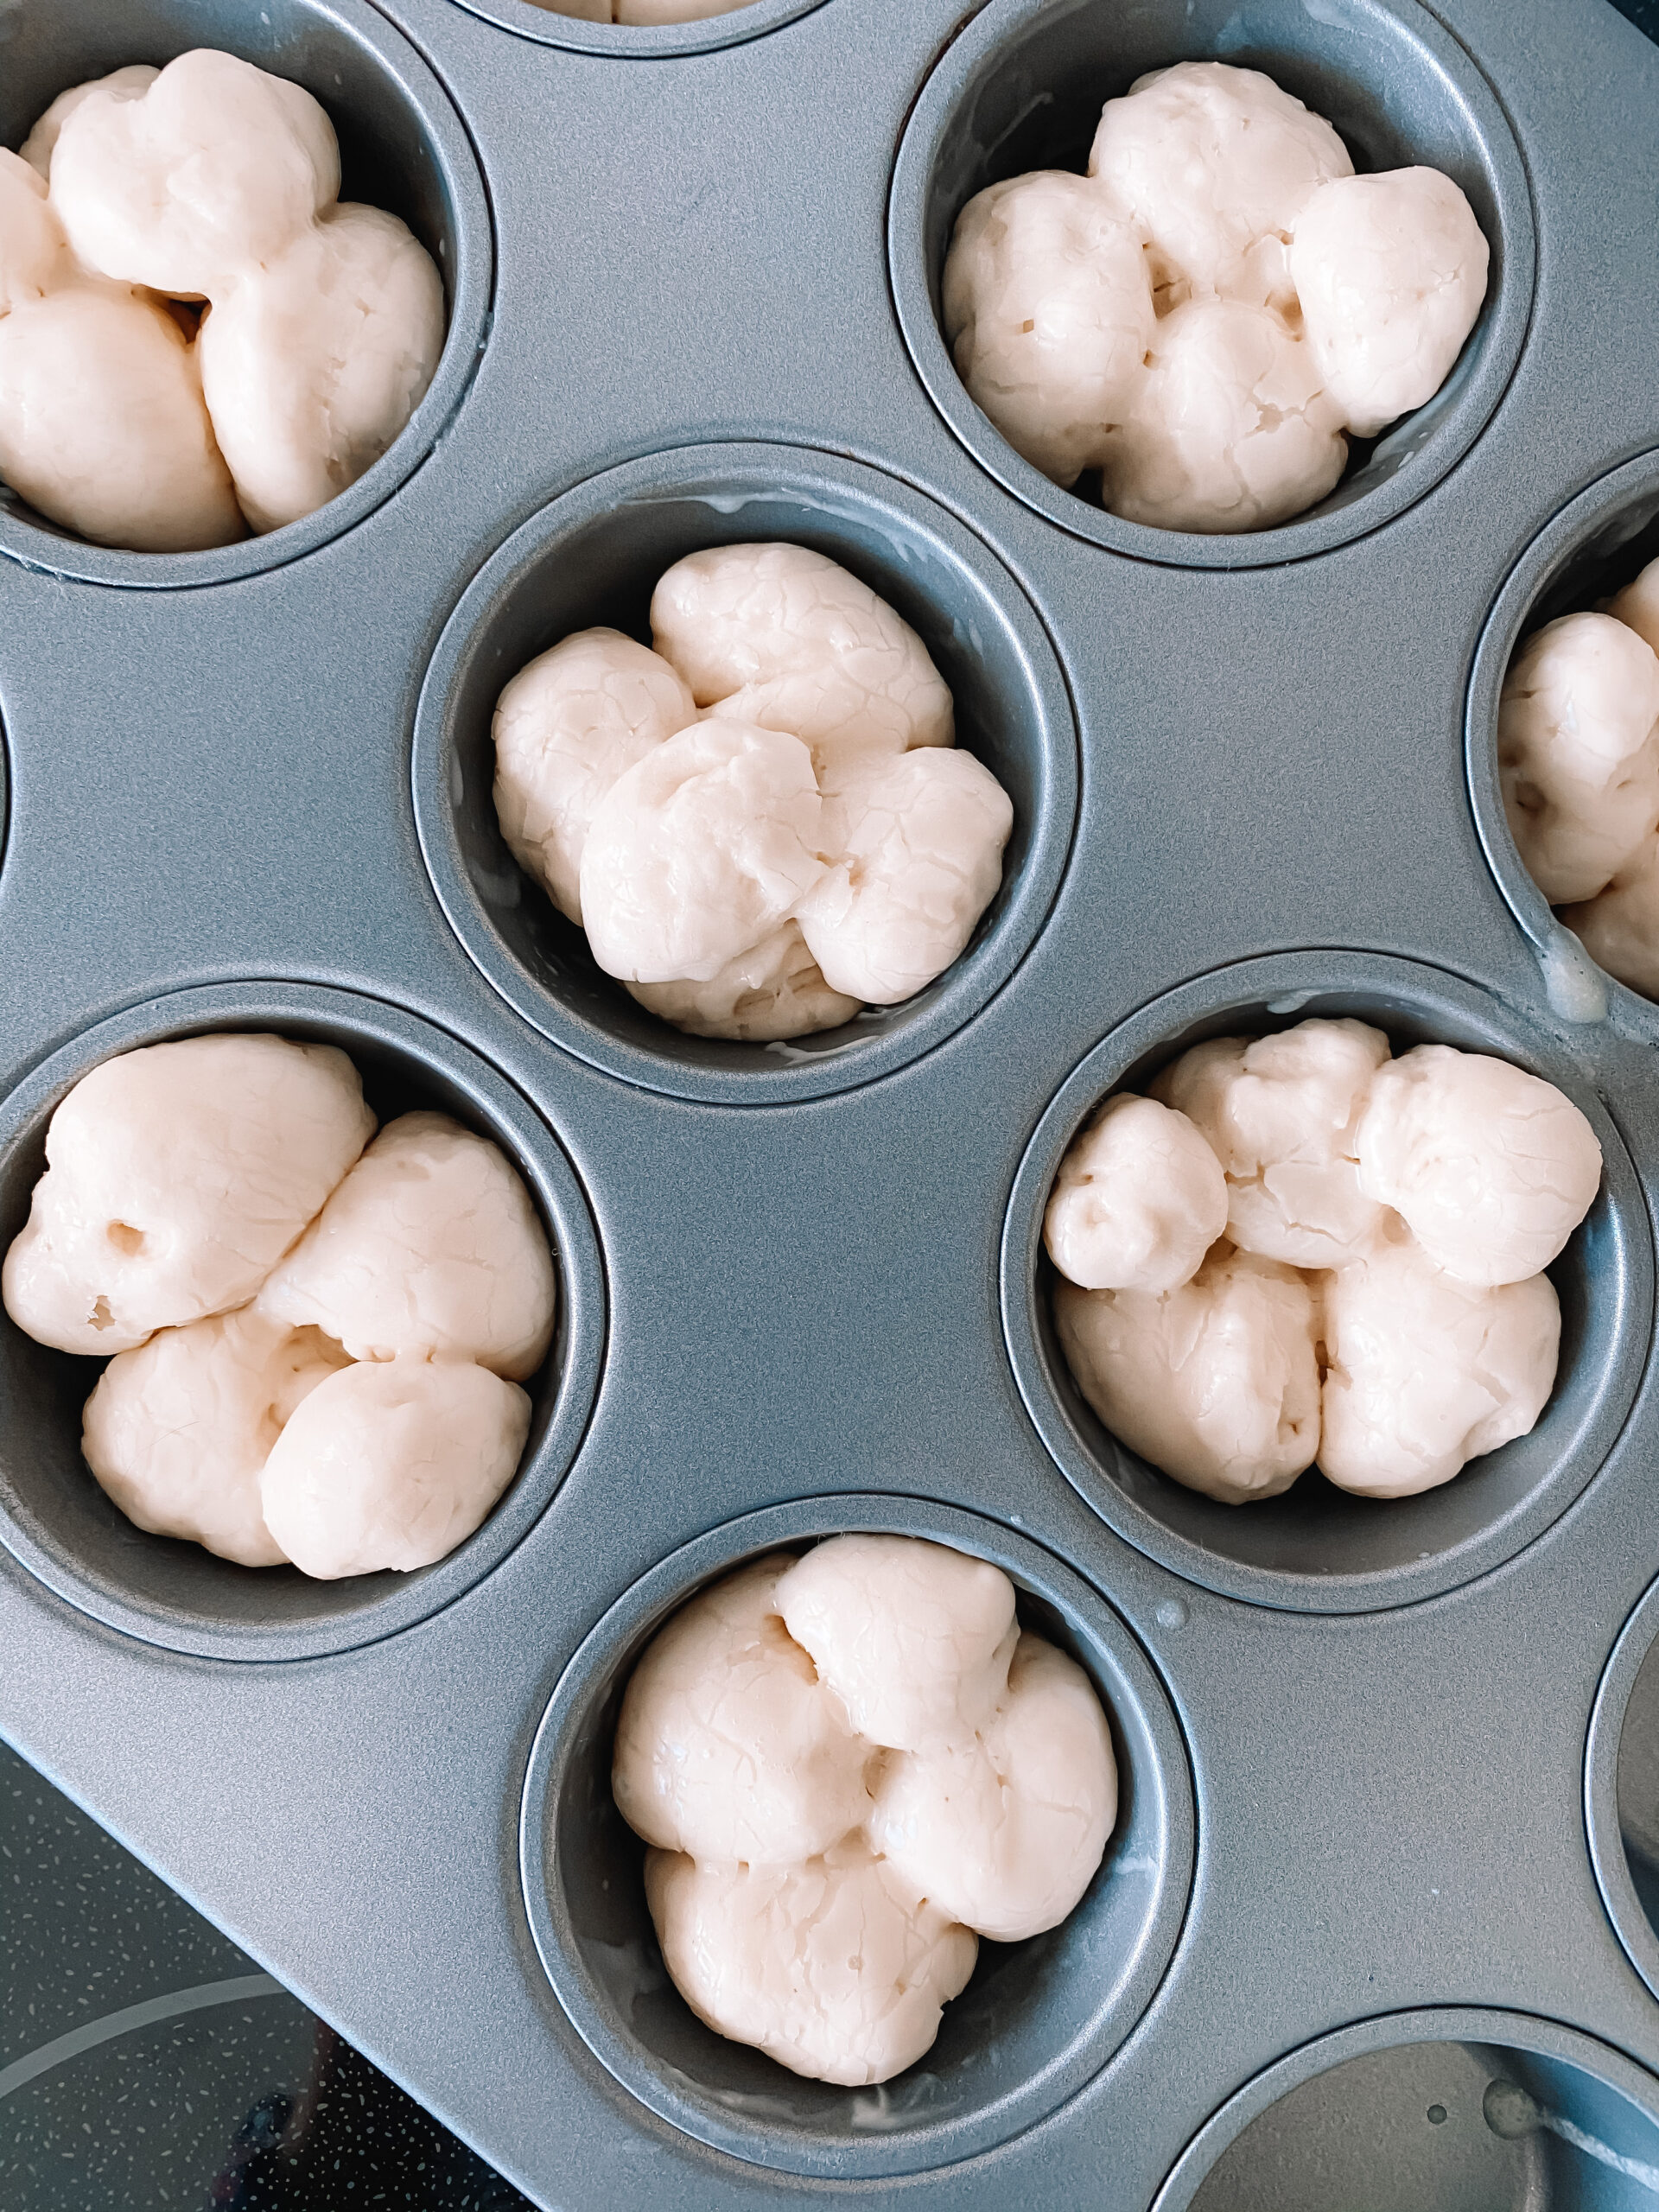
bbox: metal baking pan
[4,0,1659,2203]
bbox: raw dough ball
[0,285,245,552]
[1054,1244,1321,1503]
[650,543,954,776]
[645,1840,978,2087]
[199,203,444,535]
[1100,297,1347,533]
[0,151,72,312]
[776,1535,1017,1751]
[1609,555,1659,659]
[869,1632,1116,1942]
[1289,168,1489,437]
[493,627,696,926]
[18,67,159,181]
[1319,1233,1560,1497]
[625,919,860,1040]
[1043,1092,1227,1294]
[1088,61,1351,315]
[3,1034,374,1356]
[579,718,825,983]
[612,1555,873,1865]
[81,1307,347,1567]
[1498,612,1659,904]
[796,748,1013,1004]
[259,1356,530,1578]
[257,1112,556,1381]
[50,49,340,298]
[1561,837,1659,1000]
[1356,1044,1601,1287]
[942,169,1154,487]
[1152,1018,1390,1268]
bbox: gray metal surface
[3,0,1659,2204]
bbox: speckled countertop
[1,1744,530,2209]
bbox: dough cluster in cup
[492,542,1014,1041]
[944,60,1490,533]
[0,51,444,553]
[2,1034,556,1579]
[1499,555,1659,1000]
[1045,1018,1601,1503]
[611,1535,1117,2085]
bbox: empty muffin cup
[889,0,1533,569]
[0,0,492,589]
[1468,449,1659,1032]
[517,1493,1192,2179]
[1154,2009,1659,2211]
[412,442,1077,1106]
[1587,1571,1659,2007]
[0,982,604,1662]
[1002,950,1650,1613]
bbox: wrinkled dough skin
[82,1306,347,1566]
[645,1842,979,2087]
[796,748,1013,1004]
[650,543,954,774]
[1356,1045,1602,1287]
[0,151,73,315]
[870,1633,1117,1942]
[259,1356,530,1578]
[1044,1092,1228,1294]
[612,1555,874,1865]
[1289,168,1488,438]
[580,718,825,982]
[50,51,340,298]
[942,170,1154,487]
[256,1111,556,1381]
[492,627,697,927]
[19,68,159,183]
[1152,1018,1389,1268]
[198,204,444,535]
[1056,1244,1321,1503]
[776,1534,1018,1751]
[1088,61,1352,314]
[625,920,859,1041]
[1102,296,1347,534]
[1562,837,1659,1001]
[2,1034,374,1356]
[1320,1236,1560,1497]
[0,285,245,552]
[1498,613,1659,906]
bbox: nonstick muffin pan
[4,0,1659,2206]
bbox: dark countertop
[2,1742,531,2210]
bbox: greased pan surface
[3,0,1659,2206]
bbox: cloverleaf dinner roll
[492,543,1014,1039]
[1499,569,1659,1005]
[0,49,444,552]
[613,1536,1117,2085]
[942,60,1490,532]
[3,1035,556,1582]
[1045,1019,1600,1504]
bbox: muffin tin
[3,0,1659,2205]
